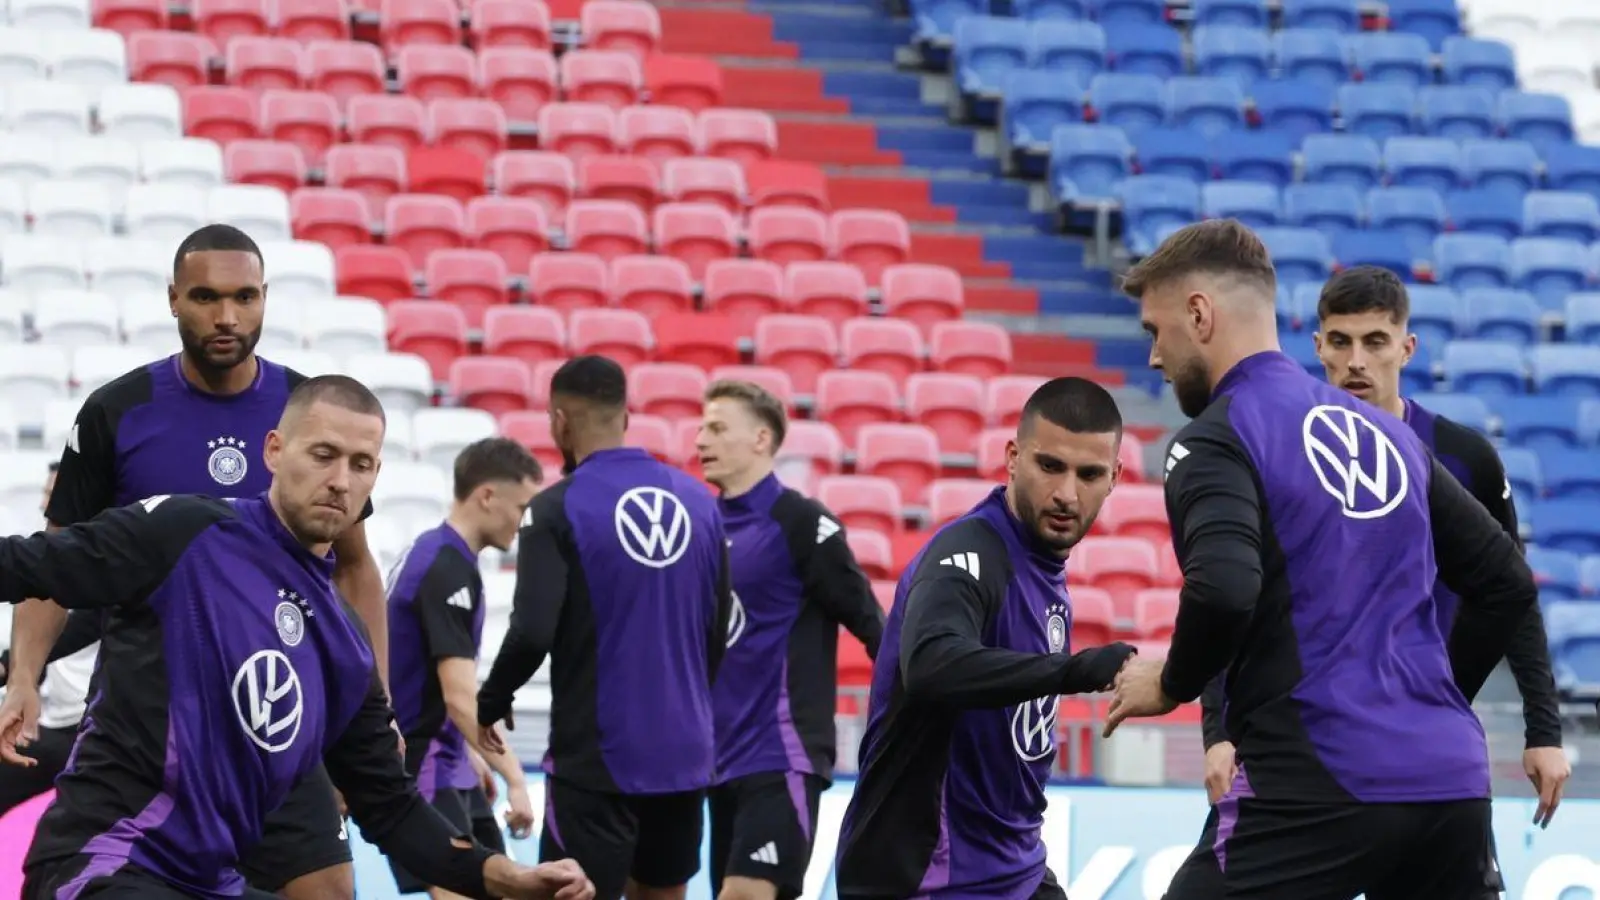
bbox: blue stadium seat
[1402,343,1435,393]
[1350,33,1434,88]
[1528,547,1582,601]
[1383,137,1463,195]
[1213,130,1295,186]
[1530,498,1600,555]
[1462,288,1541,345]
[1201,180,1280,227]
[1133,127,1211,182]
[1048,123,1130,200]
[1029,21,1107,82]
[1366,186,1446,258]
[1564,292,1600,343]
[1105,25,1183,78]
[1272,30,1349,85]
[1193,26,1271,86]
[1441,339,1526,395]
[1338,84,1416,141]
[1088,73,1165,132]
[1331,228,1414,277]
[1538,448,1600,499]
[1496,396,1584,450]
[1406,284,1463,346]
[1417,86,1497,141]
[1013,0,1090,22]
[1280,0,1359,32]
[1578,399,1600,445]
[910,0,987,45]
[1524,191,1600,244]
[1512,237,1591,311]
[1446,188,1523,240]
[1500,446,1541,500]
[1414,391,1492,433]
[1282,330,1323,374]
[1251,79,1336,141]
[1542,144,1600,205]
[1530,345,1600,397]
[1578,557,1600,596]
[1385,0,1461,51]
[1288,282,1321,329]
[1166,76,1246,137]
[1499,92,1575,148]
[1439,37,1516,90]
[1283,182,1363,232]
[952,17,1031,98]
[1434,233,1511,289]
[1001,72,1084,173]
[1191,0,1268,28]
[1302,134,1382,191]
[1546,602,1597,654]
[1459,139,1539,195]
[1117,175,1200,255]
[1256,226,1331,286]
[1089,0,1164,26]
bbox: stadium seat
[385,300,467,381]
[780,261,863,326]
[625,413,674,462]
[93,0,167,37]
[6,80,89,137]
[1537,448,1600,500]
[1439,36,1515,89]
[449,356,531,416]
[815,370,900,446]
[568,307,652,368]
[56,138,139,198]
[560,50,641,109]
[255,90,340,168]
[1256,227,1332,287]
[1029,20,1105,83]
[951,17,1028,101]
[1193,26,1269,87]
[1133,588,1179,641]
[702,259,784,335]
[880,264,964,334]
[643,54,722,114]
[500,409,560,473]
[478,47,558,122]
[1213,131,1295,187]
[928,320,1011,380]
[407,146,488,204]
[1300,135,1382,193]
[1441,340,1526,395]
[225,36,303,91]
[1416,86,1495,141]
[0,344,70,427]
[1200,180,1280,228]
[379,0,461,49]
[73,343,161,394]
[1097,483,1169,543]
[347,94,428,153]
[527,251,608,312]
[335,244,414,302]
[483,305,564,366]
[1501,91,1574,147]
[191,0,269,42]
[565,199,648,261]
[906,374,986,454]
[840,318,924,386]
[753,314,837,395]
[466,196,548,272]
[653,311,740,370]
[1282,0,1358,31]
[1530,498,1600,555]
[382,195,465,273]
[611,254,692,318]
[305,40,386,106]
[305,296,387,357]
[1,234,83,290]
[1166,76,1245,138]
[1525,192,1600,243]
[1565,293,1600,344]
[855,423,940,506]
[1461,139,1540,195]
[291,187,370,249]
[127,31,210,89]
[1252,78,1336,140]
[26,180,112,238]
[1336,84,1415,142]
[988,375,1044,427]
[1406,285,1464,346]
[1531,346,1600,397]
[278,0,349,43]
[1512,237,1589,311]
[1046,122,1131,201]
[817,475,903,537]
[581,0,660,59]
[926,477,994,528]
[430,99,509,161]
[1445,188,1520,240]
[1463,288,1540,345]
[33,289,118,345]
[411,407,497,469]
[397,44,477,102]
[424,248,508,328]
[87,237,166,297]
[1351,32,1434,88]
[180,86,259,148]
[1118,176,1201,255]
[370,458,452,532]
[492,150,575,215]
[469,0,550,50]
[263,239,336,296]
[1086,73,1162,133]
[617,106,697,163]
[627,362,705,419]
[653,202,738,279]
[698,109,776,165]
[225,140,307,194]
[661,157,743,214]
[537,102,619,159]
[137,138,221,190]
[1383,138,1463,196]
[1367,186,1447,255]
[749,207,831,266]
[776,419,843,486]
[707,365,794,410]
[1434,234,1511,290]
[1000,72,1086,173]
[576,154,656,209]
[1069,537,1158,614]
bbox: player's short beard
[179,321,261,372]
[1013,486,1080,555]
[1170,354,1215,418]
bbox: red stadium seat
[429,99,509,160]
[847,529,893,581]
[855,423,940,506]
[305,40,386,108]
[225,37,304,91]
[576,154,659,211]
[653,312,740,370]
[661,157,743,215]
[975,428,1008,480]
[500,410,562,473]
[336,245,414,302]
[580,0,660,59]
[840,317,923,386]
[528,360,564,411]
[559,50,641,110]
[988,375,1046,427]
[1155,543,1181,588]
[408,147,488,204]
[538,102,620,159]
[930,320,1011,378]
[192,0,269,44]
[483,306,565,366]
[290,188,370,250]
[672,417,703,473]
[699,109,777,165]
[746,160,829,211]
[1118,434,1147,483]
[778,420,844,482]
[617,106,698,162]
[387,299,468,379]
[818,475,902,537]
[1070,586,1116,647]
[479,48,558,122]
[385,194,467,270]
[182,88,259,145]
[626,414,675,462]
[565,199,648,261]
[833,211,911,286]
[1134,589,1179,641]
[397,45,478,101]
[643,54,723,113]
[278,0,350,43]
[379,0,461,50]
[786,261,866,325]
[130,33,213,90]
[449,355,531,416]
[653,202,737,279]
[881,264,963,335]
[528,252,608,312]
[569,308,651,368]
[749,207,829,267]
[470,0,551,50]
[94,0,168,38]
[324,143,406,223]
[707,365,794,410]
[260,90,341,166]
[425,248,508,328]
[492,150,574,216]
[752,314,836,394]
[347,94,428,152]
[928,477,994,527]
[225,140,307,193]
[612,255,693,318]
[906,374,986,453]
[815,370,899,446]
[1097,483,1169,544]
[466,196,549,271]
[628,362,705,418]
[702,259,784,336]
[1069,537,1159,618]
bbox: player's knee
[275,863,355,900]
[717,875,779,900]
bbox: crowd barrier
[5,777,1599,900]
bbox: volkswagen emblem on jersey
[207,435,249,487]
[1010,695,1058,762]
[231,649,304,754]
[726,591,747,649]
[614,487,692,568]
[275,597,305,647]
[1301,405,1409,520]
[1046,601,1068,655]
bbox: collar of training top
[1213,350,1299,401]
[575,446,654,472]
[719,471,783,514]
[986,486,1067,574]
[239,491,339,575]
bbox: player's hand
[1204,741,1238,806]
[333,789,349,818]
[1523,746,1571,829]
[506,782,535,840]
[1102,656,1178,738]
[487,856,595,900]
[480,712,514,756]
[0,684,42,767]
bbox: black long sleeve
[478,494,569,726]
[1200,675,1228,750]
[708,538,732,684]
[799,504,885,659]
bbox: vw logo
[231,649,304,754]
[1011,695,1058,762]
[614,487,692,568]
[726,591,747,649]
[1302,405,1409,520]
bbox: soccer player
[1106,220,1540,899]
[1197,265,1570,826]
[0,376,595,900]
[0,224,387,900]
[477,355,733,900]
[834,377,1138,900]
[387,437,544,898]
[695,380,886,900]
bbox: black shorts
[236,764,353,892]
[709,772,827,900]
[23,859,280,900]
[468,786,507,853]
[837,866,1064,900]
[540,776,705,900]
[390,787,475,894]
[1165,797,1503,900]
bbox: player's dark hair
[1021,377,1123,438]
[704,380,787,451]
[284,374,386,424]
[1317,265,1409,325]
[453,437,544,500]
[1121,219,1277,301]
[173,224,264,279]
[550,355,627,411]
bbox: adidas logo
[816,515,841,545]
[939,552,981,580]
[749,841,779,865]
[1164,441,1190,480]
[445,587,473,611]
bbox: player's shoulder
[909,514,1012,590]
[522,476,575,528]
[79,360,161,421]
[123,492,238,532]
[770,486,845,543]
[1429,413,1500,469]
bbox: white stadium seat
[34,288,119,344]
[369,460,451,534]
[7,0,90,29]
[0,180,26,235]
[0,135,56,184]
[0,450,55,514]
[0,404,19,452]
[1511,38,1595,95]
[45,28,126,94]
[5,80,89,137]
[208,185,291,241]
[2,233,84,290]
[139,138,223,188]
[97,83,181,141]
[262,239,336,297]
[0,343,70,427]
[118,297,181,355]
[58,137,141,194]
[41,395,79,449]
[267,347,342,378]
[28,179,115,238]
[252,295,305,359]
[0,27,49,81]
[0,289,26,342]
[88,237,167,297]
[72,342,153,395]
[1465,0,1538,42]
[412,407,498,469]
[359,514,411,573]
[382,409,415,460]
[122,183,209,240]
[305,296,387,357]
[344,351,433,415]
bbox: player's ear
[1005,439,1019,480]
[1401,332,1417,365]
[167,282,178,315]
[263,429,283,474]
